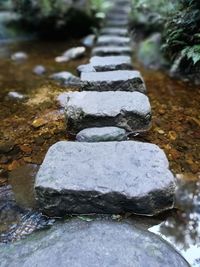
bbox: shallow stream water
[0,38,199,266]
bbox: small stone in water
[11,52,28,61]
[76,127,127,142]
[7,91,26,101]
[55,47,86,62]
[33,65,46,75]
[81,34,95,47]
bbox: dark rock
[50,71,80,86]
[61,91,151,133]
[55,47,86,63]
[96,36,130,47]
[0,141,15,153]
[92,46,132,56]
[11,52,28,61]
[81,70,146,93]
[81,34,95,47]
[76,127,127,142]
[35,140,175,216]
[101,27,129,36]
[33,65,46,75]
[0,219,189,267]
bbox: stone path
[30,0,188,265]
[36,0,175,219]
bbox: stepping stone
[77,56,133,74]
[89,56,132,71]
[105,20,129,27]
[96,36,130,47]
[58,91,151,133]
[76,127,127,142]
[92,46,132,56]
[35,141,175,216]
[0,219,189,267]
[81,70,146,93]
[101,27,128,37]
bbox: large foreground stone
[59,91,151,133]
[96,36,130,47]
[81,70,146,93]
[92,46,132,56]
[101,27,128,36]
[76,127,127,142]
[90,56,132,71]
[35,141,175,216]
[0,220,189,267]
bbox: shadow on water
[0,39,199,265]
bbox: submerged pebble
[6,91,26,101]
[55,46,86,62]
[11,52,28,61]
[33,65,46,75]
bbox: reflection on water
[150,175,200,266]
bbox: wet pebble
[6,91,26,101]
[33,65,46,75]
[11,52,28,62]
[81,34,95,47]
[55,47,86,63]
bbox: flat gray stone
[101,27,128,36]
[92,46,132,56]
[35,141,175,216]
[60,91,151,133]
[90,56,132,71]
[78,56,132,74]
[81,70,146,93]
[105,19,129,27]
[96,36,130,47]
[76,127,127,142]
[0,220,189,267]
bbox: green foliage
[163,0,200,68]
[13,0,98,38]
[90,0,111,13]
[181,45,200,65]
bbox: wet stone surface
[0,219,189,267]
[81,70,146,93]
[92,46,132,56]
[89,56,132,71]
[76,127,127,142]
[105,19,129,27]
[96,36,130,47]
[101,27,129,37]
[60,91,151,134]
[35,141,175,216]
